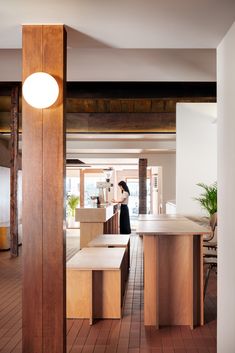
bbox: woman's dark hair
[118,180,130,195]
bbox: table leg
[143,235,159,327]
[89,271,93,325]
[193,234,204,327]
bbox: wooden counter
[75,204,119,248]
[136,219,210,328]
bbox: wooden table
[66,247,126,324]
[88,234,130,278]
[136,219,210,328]
[138,214,188,221]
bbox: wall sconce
[22,72,59,109]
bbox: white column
[217,21,235,353]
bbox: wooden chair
[203,212,217,256]
[204,256,217,298]
[203,212,217,298]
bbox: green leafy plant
[194,182,217,216]
[67,194,80,217]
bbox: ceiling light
[22,72,59,109]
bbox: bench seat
[88,234,130,280]
[66,247,126,323]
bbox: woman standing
[112,180,131,234]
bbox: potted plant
[195,182,217,216]
[67,194,80,227]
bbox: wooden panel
[42,25,66,353]
[22,25,66,353]
[93,270,121,319]
[67,269,121,320]
[143,235,158,326]
[158,234,193,326]
[66,270,92,319]
[193,234,204,327]
[80,222,104,249]
[75,204,114,223]
[22,24,43,353]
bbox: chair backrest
[204,212,217,242]
[210,212,217,232]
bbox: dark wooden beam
[139,159,147,214]
[0,82,216,134]
[22,25,66,353]
[0,96,215,114]
[10,85,19,257]
[67,112,175,133]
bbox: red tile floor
[0,234,217,353]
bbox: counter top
[75,203,118,223]
[136,219,211,235]
[79,203,117,210]
[138,214,187,221]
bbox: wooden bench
[88,234,130,280]
[66,247,126,324]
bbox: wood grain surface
[22,25,66,353]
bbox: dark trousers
[120,204,131,234]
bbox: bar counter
[75,203,119,248]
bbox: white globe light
[23,72,59,109]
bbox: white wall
[0,166,22,224]
[0,48,215,82]
[217,21,235,353]
[143,153,176,212]
[0,167,10,223]
[176,103,217,216]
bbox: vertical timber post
[10,85,19,257]
[22,25,67,353]
[139,158,147,214]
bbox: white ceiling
[1,0,235,49]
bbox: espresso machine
[96,168,113,204]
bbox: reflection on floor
[66,228,80,260]
[0,235,216,353]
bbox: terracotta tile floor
[0,234,217,353]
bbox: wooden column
[10,85,19,257]
[139,158,147,214]
[80,170,85,207]
[22,25,66,353]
